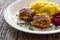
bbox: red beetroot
[52,12,60,26]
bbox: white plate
[4,0,60,34]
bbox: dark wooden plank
[0,20,18,40]
[0,0,16,29]
[4,21,18,40]
[0,0,19,40]
[17,32,47,40]
[48,33,60,40]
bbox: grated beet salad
[52,12,60,26]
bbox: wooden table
[0,0,60,40]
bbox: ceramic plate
[4,0,60,34]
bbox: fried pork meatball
[32,14,51,28]
[19,8,36,20]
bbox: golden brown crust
[32,14,51,28]
[19,8,36,20]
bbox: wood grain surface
[0,0,60,40]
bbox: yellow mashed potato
[29,1,59,16]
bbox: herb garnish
[17,21,34,30]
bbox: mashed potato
[29,1,59,16]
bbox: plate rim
[4,0,60,34]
